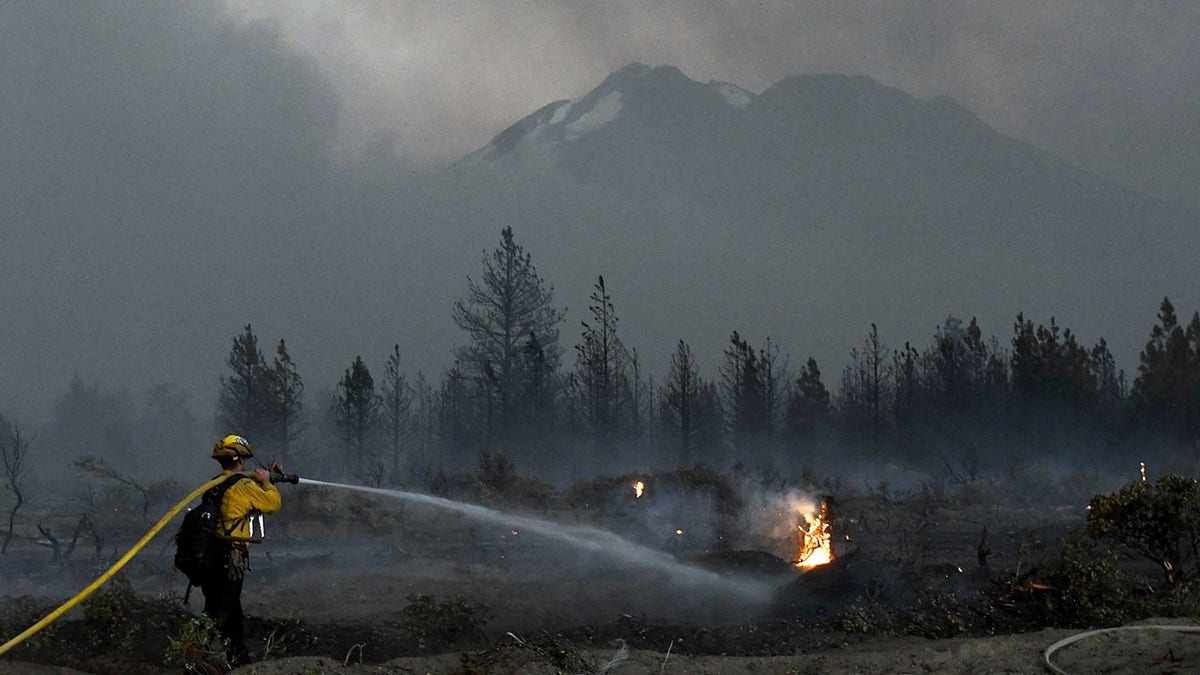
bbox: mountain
[450,63,1197,374]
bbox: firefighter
[204,434,281,666]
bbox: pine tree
[574,276,630,449]
[216,324,274,442]
[787,357,830,440]
[1132,298,1195,439]
[1090,338,1125,422]
[516,331,558,437]
[759,338,790,438]
[862,324,889,442]
[629,348,647,440]
[661,339,700,463]
[1189,312,1200,441]
[1011,315,1096,409]
[891,343,921,447]
[331,356,381,465]
[408,372,436,477]
[924,316,1006,418]
[694,380,724,462]
[838,325,890,444]
[720,331,767,442]
[437,362,476,464]
[270,338,305,465]
[452,227,564,445]
[47,377,135,465]
[380,345,412,481]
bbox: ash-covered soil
[2,475,1191,674]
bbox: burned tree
[73,455,151,525]
[1,415,31,554]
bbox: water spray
[294,477,775,602]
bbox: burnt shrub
[458,631,598,675]
[0,595,58,652]
[983,536,1132,631]
[833,597,898,635]
[162,614,227,674]
[905,590,974,638]
[472,451,557,508]
[396,594,491,652]
[82,574,138,648]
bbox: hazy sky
[224,1,1200,205]
[2,1,1197,424]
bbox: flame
[633,481,645,498]
[1140,461,1147,482]
[795,497,833,569]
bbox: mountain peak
[466,63,723,162]
[757,73,907,109]
[592,63,692,94]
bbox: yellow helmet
[212,434,254,460]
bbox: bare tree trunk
[36,523,61,564]
[2,491,22,553]
[1,421,30,554]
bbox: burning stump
[795,496,834,569]
[768,549,869,619]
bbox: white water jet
[296,477,776,602]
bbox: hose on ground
[0,474,231,656]
[1044,623,1200,674]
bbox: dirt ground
[8,619,1200,674]
[218,618,1200,674]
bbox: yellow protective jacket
[215,470,281,541]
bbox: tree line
[209,227,1200,484]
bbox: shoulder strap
[206,474,250,536]
[206,473,248,499]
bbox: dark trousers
[200,572,249,666]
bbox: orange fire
[633,481,645,498]
[795,497,833,569]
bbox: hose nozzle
[270,467,299,484]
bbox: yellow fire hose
[0,473,235,656]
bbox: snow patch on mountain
[565,91,622,140]
[710,81,753,108]
[548,100,574,125]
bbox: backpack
[174,474,247,586]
